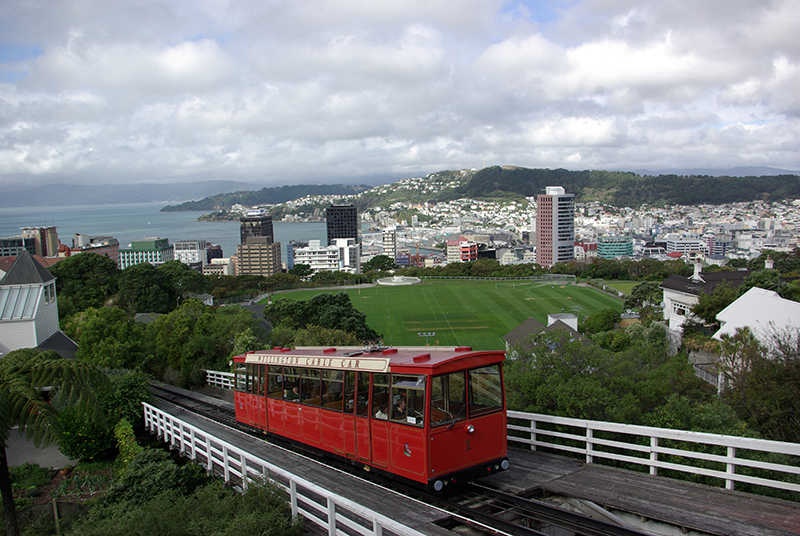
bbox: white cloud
[0,0,798,189]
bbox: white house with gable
[0,250,61,356]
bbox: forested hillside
[448,166,800,206]
[161,184,371,212]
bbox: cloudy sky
[1,0,799,190]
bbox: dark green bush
[57,406,115,461]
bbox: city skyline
[2,1,798,191]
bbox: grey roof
[503,317,590,352]
[0,250,55,285]
[660,269,750,296]
[37,331,79,360]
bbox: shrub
[57,406,115,461]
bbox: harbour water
[0,203,328,261]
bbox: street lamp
[417,331,436,345]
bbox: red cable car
[232,345,509,491]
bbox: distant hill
[631,166,800,177]
[0,181,261,207]
[160,184,372,212]
[446,166,800,206]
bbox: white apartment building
[382,226,397,260]
[294,239,361,274]
[173,239,208,267]
[664,233,709,256]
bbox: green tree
[231,327,266,358]
[292,325,361,346]
[288,263,313,278]
[146,300,258,384]
[0,349,107,536]
[691,280,738,326]
[719,327,800,443]
[623,281,662,310]
[117,263,173,314]
[581,308,620,334]
[65,307,148,369]
[362,255,397,273]
[48,253,119,320]
[264,292,379,342]
[158,260,207,297]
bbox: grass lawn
[266,280,622,350]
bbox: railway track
[150,384,652,536]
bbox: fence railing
[206,369,235,390]
[204,371,800,495]
[143,403,427,536]
[508,411,800,494]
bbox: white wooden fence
[508,411,800,494]
[205,369,235,390]
[205,370,800,495]
[143,402,428,536]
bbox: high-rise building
[240,209,274,245]
[382,225,397,260]
[326,204,358,246]
[21,226,59,257]
[535,186,575,268]
[237,237,282,277]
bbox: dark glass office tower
[326,204,358,245]
[240,210,274,245]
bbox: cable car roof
[235,346,504,373]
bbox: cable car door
[353,372,372,463]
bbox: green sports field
[267,280,622,350]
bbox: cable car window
[322,370,343,411]
[301,368,321,406]
[283,367,301,401]
[246,364,264,395]
[430,371,466,427]
[391,375,426,427]
[267,366,284,399]
[372,374,390,420]
[234,363,247,391]
[354,372,369,417]
[341,371,356,414]
[468,364,503,417]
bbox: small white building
[0,251,64,356]
[294,239,361,274]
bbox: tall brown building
[535,186,575,268]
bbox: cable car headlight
[466,424,475,434]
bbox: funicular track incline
[150,384,653,536]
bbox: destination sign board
[244,352,391,373]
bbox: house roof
[660,269,750,297]
[37,331,79,360]
[713,286,800,342]
[0,250,55,285]
[503,317,590,352]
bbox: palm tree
[0,348,108,536]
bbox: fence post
[586,427,594,464]
[529,418,537,451]
[222,445,230,482]
[290,480,299,518]
[650,437,658,476]
[327,497,336,536]
[726,446,736,491]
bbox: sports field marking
[428,290,460,345]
